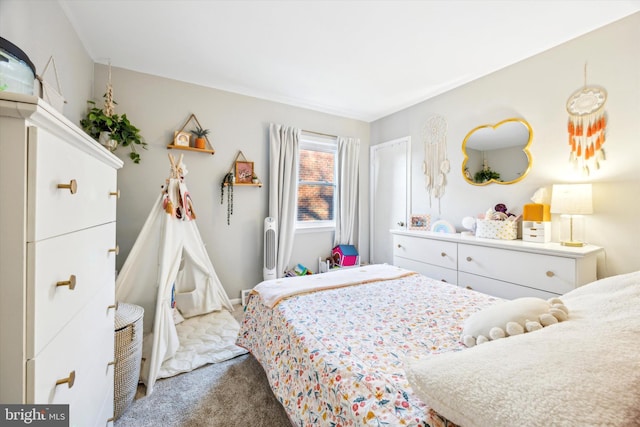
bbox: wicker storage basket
[114,303,144,420]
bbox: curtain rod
[302,129,337,139]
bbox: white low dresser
[391,229,603,299]
[0,92,123,425]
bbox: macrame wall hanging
[566,64,607,176]
[422,115,449,214]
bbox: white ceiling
[59,0,639,122]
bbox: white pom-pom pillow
[461,297,569,347]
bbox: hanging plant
[221,172,234,225]
[79,66,147,163]
[474,167,501,183]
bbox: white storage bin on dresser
[390,229,602,299]
[522,221,551,243]
[0,92,123,426]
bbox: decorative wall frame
[36,56,66,113]
[174,131,191,147]
[235,161,254,183]
[409,214,431,230]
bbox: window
[296,133,337,230]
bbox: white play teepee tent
[116,154,238,395]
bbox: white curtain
[269,123,300,277]
[334,136,360,246]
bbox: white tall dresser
[0,92,123,425]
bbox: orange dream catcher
[566,65,607,176]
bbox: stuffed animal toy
[461,297,569,348]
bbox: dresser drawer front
[98,387,116,427]
[27,284,115,424]
[27,223,116,358]
[458,272,558,299]
[393,235,457,269]
[27,127,118,241]
[458,244,576,295]
[394,257,457,284]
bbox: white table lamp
[550,183,593,247]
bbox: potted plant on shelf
[251,174,259,184]
[80,92,147,164]
[191,126,210,149]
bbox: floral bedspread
[236,271,499,426]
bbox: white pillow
[462,297,552,347]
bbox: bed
[237,264,640,426]
[236,264,499,426]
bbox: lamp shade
[550,184,593,215]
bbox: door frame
[369,136,411,263]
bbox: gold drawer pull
[546,271,555,277]
[107,303,118,311]
[109,190,120,199]
[56,275,76,290]
[466,286,473,290]
[108,361,115,367]
[466,256,472,262]
[108,245,119,255]
[441,252,447,257]
[57,179,78,194]
[55,370,75,389]
[107,417,115,424]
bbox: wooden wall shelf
[167,144,215,155]
[223,182,262,188]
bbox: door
[370,137,410,264]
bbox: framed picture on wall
[409,214,431,230]
[174,131,191,147]
[235,161,254,183]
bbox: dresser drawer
[99,386,116,427]
[393,235,457,269]
[458,244,576,295]
[27,126,119,241]
[27,222,116,358]
[458,272,558,299]
[26,284,115,424]
[393,257,457,284]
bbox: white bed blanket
[405,270,640,427]
[157,310,247,379]
[253,264,415,308]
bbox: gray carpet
[115,307,292,427]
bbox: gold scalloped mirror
[461,118,533,185]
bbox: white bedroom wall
[370,13,640,277]
[92,65,370,301]
[0,0,94,124]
